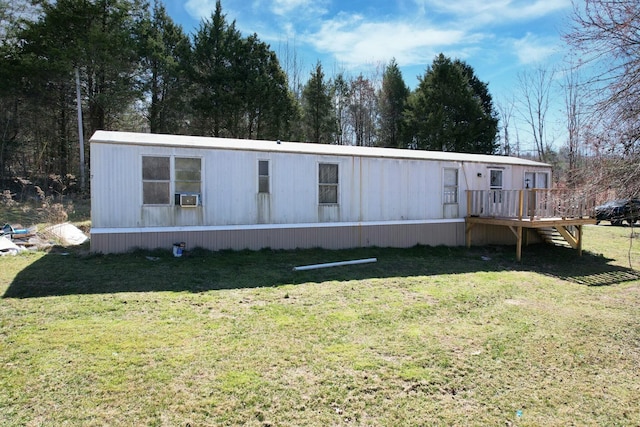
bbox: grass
[1,222,639,426]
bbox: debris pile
[0,236,22,255]
[1,222,89,255]
[44,223,89,246]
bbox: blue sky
[164,0,574,152]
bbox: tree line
[0,0,498,193]
[2,0,638,200]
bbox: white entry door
[488,169,503,215]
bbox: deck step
[536,227,573,248]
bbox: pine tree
[406,54,498,154]
[378,59,409,148]
[190,0,241,137]
[139,1,191,134]
[12,0,146,178]
[301,62,335,144]
[238,34,296,140]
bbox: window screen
[175,157,201,194]
[319,163,338,204]
[142,156,170,205]
[258,160,269,193]
[443,168,458,204]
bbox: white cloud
[413,0,571,27]
[185,0,329,39]
[185,0,216,20]
[306,14,479,68]
[511,33,560,65]
[270,0,316,15]
[182,0,568,86]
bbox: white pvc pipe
[292,257,377,271]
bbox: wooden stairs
[537,226,577,248]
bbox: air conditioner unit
[179,194,199,207]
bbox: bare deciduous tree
[497,97,516,156]
[517,67,556,162]
[348,75,377,147]
[565,0,640,196]
[562,64,584,187]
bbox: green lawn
[1,225,639,426]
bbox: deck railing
[466,189,596,220]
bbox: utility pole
[75,67,86,191]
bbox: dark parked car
[594,199,640,225]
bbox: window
[489,169,503,203]
[525,172,548,189]
[175,157,201,194]
[443,168,458,204]
[258,160,269,193]
[490,169,503,190]
[319,163,338,204]
[142,156,201,206]
[142,156,170,205]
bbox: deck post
[529,190,536,221]
[466,222,474,248]
[518,190,524,220]
[577,225,583,256]
[516,226,523,262]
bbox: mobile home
[89,131,553,253]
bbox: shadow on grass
[3,243,640,298]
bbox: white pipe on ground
[292,258,377,271]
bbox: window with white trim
[142,156,201,206]
[142,156,170,205]
[489,169,503,203]
[175,157,201,194]
[258,160,269,193]
[525,171,549,189]
[174,157,201,206]
[318,163,338,204]
[443,168,458,204]
[490,169,503,190]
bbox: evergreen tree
[301,61,334,144]
[190,1,296,140]
[139,1,191,134]
[406,54,498,154]
[11,0,145,179]
[455,59,500,154]
[237,34,296,140]
[0,38,23,180]
[190,0,242,137]
[378,59,409,148]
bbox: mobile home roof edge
[90,130,550,167]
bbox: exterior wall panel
[92,142,552,230]
[90,131,553,253]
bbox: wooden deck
[465,189,597,261]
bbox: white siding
[91,133,552,230]
[91,143,141,227]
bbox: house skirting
[90,219,487,254]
